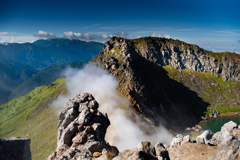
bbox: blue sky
[0,0,240,53]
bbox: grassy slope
[0,78,67,160]
[163,66,240,114]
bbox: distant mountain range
[0,38,103,104]
[0,38,104,70]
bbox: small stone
[195,125,202,130]
[72,134,87,144]
[93,152,102,157]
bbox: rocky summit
[48,92,118,160]
[93,36,240,132]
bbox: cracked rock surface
[48,92,118,160]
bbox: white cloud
[64,31,112,42]
[164,33,171,38]
[114,31,129,38]
[0,32,13,36]
[63,31,129,42]
[0,35,39,44]
[33,30,57,38]
[149,32,161,37]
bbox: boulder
[137,141,153,155]
[113,148,157,160]
[170,134,183,147]
[210,131,223,143]
[196,130,213,144]
[182,135,191,144]
[221,121,238,133]
[212,138,240,160]
[209,110,219,118]
[0,137,31,160]
[112,149,144,160]
[48,92,118,160]
[154,143,170,160]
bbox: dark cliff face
[92,37,240,132]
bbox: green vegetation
[0,57,38,104]
[107,153,115,160]
[0,78,67,160]
[163,66,240,115]
[9,61,86,100]
[108,47,123,60]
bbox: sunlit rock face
[48,92,118,160]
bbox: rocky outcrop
[48,92,118,160]
[92,36,240,133]
[99,37,240,82]
[211,121,240,160]
[0,137,32,160]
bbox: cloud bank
[0,30,173,44]
[149,32,162,37]
[33,30,57,38]
[63,31,130,42]
[52,64,173,151]
[164,33,171,39]
[0,32,13,36]
[63,31,112,41]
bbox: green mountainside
[0,38,103,103]
[0,78,66,160]
[9,61,87,100]
[0,58,38,103]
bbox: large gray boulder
[221,121,238,133]
[211,131,223,143]
[210,121,238,145]
[137,141,153,155]
[48,92,118,160]
[196,130,213,144]
[212,137,240,160]
[170,134,183,147]
[154,143,170,160]
[0,137,31,160]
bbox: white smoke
[52,63,173,151]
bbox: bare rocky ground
[168,142,219,160]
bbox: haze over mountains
[0,38,104,104]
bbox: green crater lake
[201,117,240,133]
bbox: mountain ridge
[0,38,104,70]
[93,36,240,131]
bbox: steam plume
[52,63,173,151]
